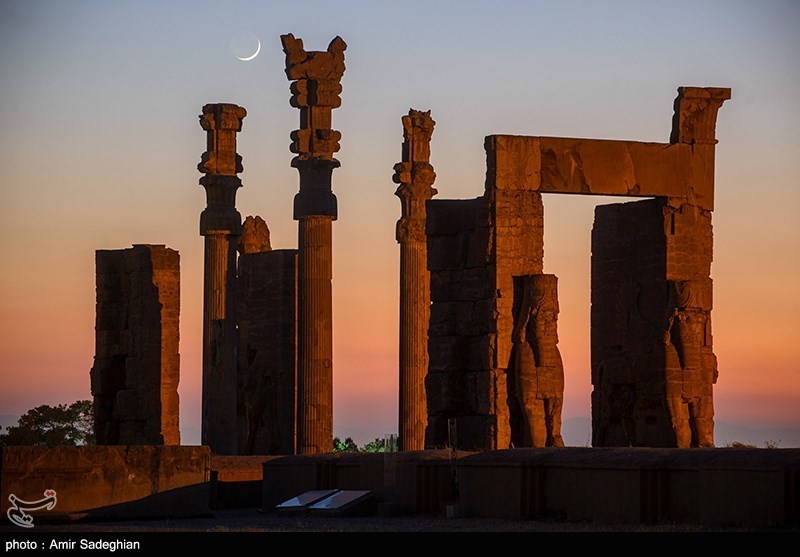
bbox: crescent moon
[237,38,261,61]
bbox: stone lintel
[485,134,716,210]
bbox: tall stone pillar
[198,103,247,454]
[591,87,729,448]
[91,244,180,445]
[281,33,346,454]
[392,110,437,451]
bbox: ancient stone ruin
[425,135,544,451]
[67,36,800,529]
[282,34,347,454]
[88,28,728,458]
[198,102,247,455]
[236,216,298,455]
[392,109,437,451]
[423,86,729,450]
[91,244,180,445]
[511,274,565,447]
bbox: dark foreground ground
[1,508,792,533]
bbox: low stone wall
[457,447,800,527]
[210,455,281,509]
[1,446,210,520]
[262,450,465,514]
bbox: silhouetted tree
[332,436,359,452]
[0,400,94,447]
[361,437,386,453]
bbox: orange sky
[0,1,798,444]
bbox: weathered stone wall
[426,197,493,450]
[1,446,209,519]
[426,157,545,451]
[591,198,716,447]
[436,87,728,450]
[456,447,800,527]
[261,450,470,514]
[237,248,298,455]
[664,201,716,447]
[91,245,180,445]
[489,172,544,450]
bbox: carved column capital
[198,103,247,176]
[281,34,346,162]
[670,87,731,145]
[282,34,345,221]
[393,110,437,244]
[198,103,245,236]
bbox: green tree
[0,400,94,447]
[361,437,386,453]
[332,436,359,452]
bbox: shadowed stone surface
[393,109,437,451]
[198,103,246,455]
[91,245,180,445]
[261,450,472,514]
[591,201,717,448]
[509,274,565,448]
[426,168,544,450]
[236,217,298,455]
[457,447,799,527]
[282,33,346,455]
[588,87,726,448]
[0,446,210,519]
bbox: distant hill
[561,417,800,448]
[714,421,800,448]
[562,417,593,447]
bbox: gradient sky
[1,0,798,445]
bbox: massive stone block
[456,447,800,527]
[591,198,717,447]
[426,159,545,450]
[484,87,730,211]
[236,217,298,455]
[91,245,180,445]
[1,446,209,519]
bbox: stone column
[198,103,246,455]
[281,33,346,454]
[392,110,437,451]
